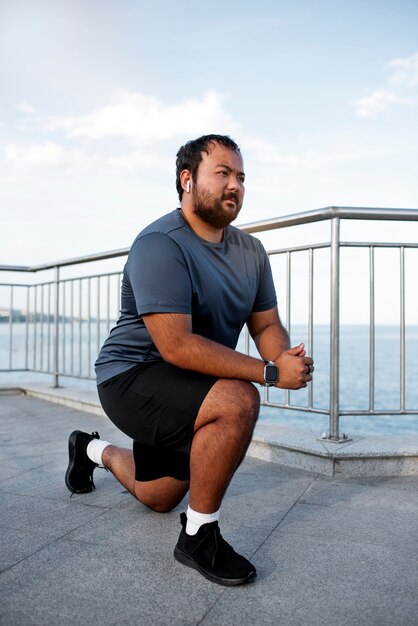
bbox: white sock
[86,438,111,466]
[185,505,220,536]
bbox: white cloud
[16,100,38,114]
[7,89,404,181]
[388,52,418,88]
[4,141,98,173]
[353,90,412,118]
[353,52,418,118]
[45,90,238,143]
[6,90,240,176]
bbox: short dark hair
[175,134,241,202]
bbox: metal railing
[1,206,418,441]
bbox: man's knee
[139,496,176,513]
[229,380,260,427]
[238,380,260,412]
[134,477,189,513]
[196,378,260,433]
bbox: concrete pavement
[1,391,417,625]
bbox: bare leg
[102,445,189,512]
[189,379,260,513]
[101,378,259,515]
[102,446,136,495]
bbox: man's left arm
[247,307,314,389]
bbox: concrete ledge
[16,383,107,418]
[0,387,25,396]
[2,384,418,478]
[250,422,418,477]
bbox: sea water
[1,323,417,437]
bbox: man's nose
[226,175,239,190]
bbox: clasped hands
[273,343,314,389]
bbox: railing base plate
[320,433,352,444]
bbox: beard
[192,184,242,229]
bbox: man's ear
[180,170,192,194]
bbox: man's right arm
[143,311,312,390]
[143,312,267,384]
[247,307,313,389]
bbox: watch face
[265,363,278,384]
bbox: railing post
[9,286,14,370]
[52,265,61,388]
[400,246,406,412]
[328,217,342,441]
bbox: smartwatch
[263,361,278,386]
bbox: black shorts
[97,362,217,482]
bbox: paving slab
[202,533,418,626]
[1,392,418,625]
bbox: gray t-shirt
[95,209,277,384]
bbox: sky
[1,0,417,277]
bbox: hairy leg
[189,379,260,513]
[102,445,189,513]
[102,378,259,514]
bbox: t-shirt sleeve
[126,232,192,316]
[252,250,277,313]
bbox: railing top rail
[0,247,130,273]
[239,206,418,234]
[1,206,418,273]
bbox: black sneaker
[65,430,100,494]
[174,512,256,586]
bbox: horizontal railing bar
[261,402,418,416]
[0,266,32,273]
[60,271,122,283]
[2,207,418,274]
[268,241,418,256]
[3,242,418,278]
[341,242,418,249]
[268,242,330,255]
[339,409,418,416]
[56,372,96,381]
[0,271,122,288]
[0,248,129,273]
[240,206,418,234]
[0,369,95,380]
[260,402,329,415]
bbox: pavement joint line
[196,587,227,625]
[0,486,114,509]
[248,473,321,562]
[0,498,110,533]
[0,508,110,577]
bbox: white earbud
[186,181,190,193]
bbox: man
[65,134,313,586]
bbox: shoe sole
[174,546,257,586]
[65,430,94,494]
